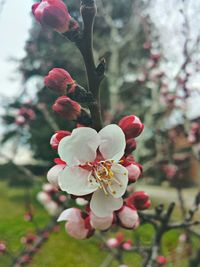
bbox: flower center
[89,160,122,195]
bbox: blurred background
[0,0,200,266]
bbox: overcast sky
[0,0,33,98]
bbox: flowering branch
[78,0,105,131]
[64,0,105,131]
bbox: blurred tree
[2,0,150,165]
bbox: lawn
[0,180,200,267]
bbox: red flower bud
[50,130,71,149]
[32,0,79,33]
[118,115,144,139]
[126,191,151,210]
[52,96,81,120]
[21,233,37,245]
[44,68,76,94]
[125,138,137,155]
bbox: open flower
[57,124,128,217]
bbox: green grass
[0,180,200,267]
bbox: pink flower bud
[32,0,78,33]
[0,242,6,253]
[21,233,37,245]
[117,206,139,229]
[42,183,57,193]
[125,138,137,155]
[18,108,35,121]
[162,164,177,178]
[122,240,133,251]
[59,194,67,202]
[44,68,76,94]
[90,212,113,230]
[119,115,144,139]
[126,191,151,210]
[15,115,26,126]
[143,41,151,49]
[52,96,81,120]
[20,255,31,264]
[126,163,142,183]
[24,212,33,222]
[106,238,120,248]
[50,130,71,149]
[37,192,51,204]
[156,255,167,265]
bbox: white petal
[107,164,128,198]
[58,127,100,166]
[58,166,98,196]
[90,190,123,217]
[57,208,82,222]
[47,164,65,188]
[99,124,126,161]
[90,212,113,230]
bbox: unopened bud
[126,191,151,210]
[32,0,79,33]
[52,96,81,120]
[44,68,76,95]
[119,115,144,139]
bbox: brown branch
[12,218,58,267]
[78,0,105,131]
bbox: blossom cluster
[15,107,36,126]
[32,0,150,240]
[45,99,150,239]
[43,68,150,239]
[37,183,67,216]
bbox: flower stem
[77,0,105,131]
